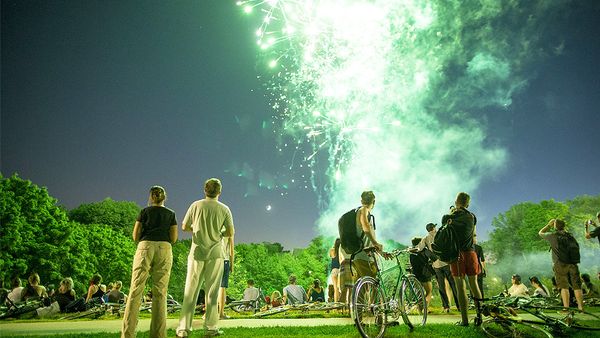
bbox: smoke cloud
[244,0,572,244]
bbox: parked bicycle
[253,301,346,318]
[227,288,267,314]
[481,296,600,338]
[351,247,427,338]
[0,289,45,320]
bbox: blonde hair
[205,178,222,198]
[149,186,166,205]
[28,273,40,286]
[60,277,74,291]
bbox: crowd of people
[5,271,130,317]
[4,183,600,337]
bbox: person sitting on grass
[307,279,325,302]
[529,276,550,298]
[507,274,529,297]
[85,274,104,304]
[7,277,24,304]
[581,273,599,298]
[107,280,127,303]
[270,290,283,307]
[21,273,47,301]
[242,280,260,301]
[283,274,307,305]
[55,277,77,312]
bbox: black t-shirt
[447,207,477,251]
[590,226,600,245]
[409,248,436,282]
[137,206,177,242]
[55,290,76,311]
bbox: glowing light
[240,0,557,243]
[243,5,252,14]
[266,205,272,211]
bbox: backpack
[432,222,459,263]
[555,232,580,264]
[338,207,364,255]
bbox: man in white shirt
[176,178,235,338]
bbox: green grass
[2,324,599,338]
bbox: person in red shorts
[445,192,482,326]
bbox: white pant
[177,255,224,335]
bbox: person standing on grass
[176,178,235,338]
[122,185,178,338]
[446,192,483,326]
[218,235,234,320]
[539,218,584,311]
[417,222,460,313]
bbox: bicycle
[253,301,346,318]
[350,247,427,338]
[480,296,600,338]
[226,288,267,314]
[0,290,46,320]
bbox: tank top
[331,255,340,269]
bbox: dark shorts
[553,262,582,290]
[450,251,481,277]
[221,260,230,288]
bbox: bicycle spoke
[352,276,386,338]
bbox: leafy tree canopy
[69,198,140,236]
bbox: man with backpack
[539,218,584,311]
[443,192,482,327]
[338,191,382,303]
[417,223,459,313]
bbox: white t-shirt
[508,283,529,297]
[183,198,234,261]
[243,286,259,301]
[8,286,24,303]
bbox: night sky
[2,1,599,250]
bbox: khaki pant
[122,241,173,338]
[176,255,224,336]
[339,259,377,302]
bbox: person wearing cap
[506,274,529,297]
[417,222,460,313]
[584,211,600,245]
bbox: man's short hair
[554,219,566,231]
[411,237,422,246]
[288,274,297,284]
[361,191,375,206]
[247,279,255,286]
[455,192,470,207]
[205,178,222,198]
[115,281,122,289]
[426,223,436,232]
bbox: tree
[487,200,568,262]
[69,198,140,236]
[0,174,72,285]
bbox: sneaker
[204,329,224,337]
[176,331,188,338]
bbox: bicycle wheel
[482,318,552,338]
[351,276,386,338]
[253,305,288,318]
[399,274,427,329]
[540,307,600,330]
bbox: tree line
[1,174,598,301]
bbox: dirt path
[0,315,463,336]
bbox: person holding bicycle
[410,237,436,309]
[585,211,600,245]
